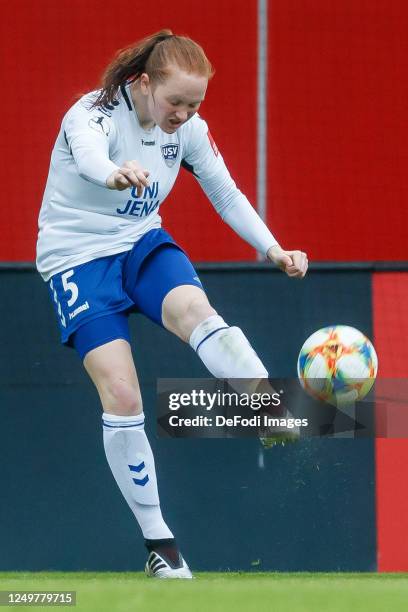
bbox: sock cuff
[189,314,229,352]
[102,412,145,430]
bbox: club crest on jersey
[161,143,179,167]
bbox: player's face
[147,67,208,133]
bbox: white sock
[102,412,173,540]
[189,314,269,378]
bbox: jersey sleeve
[63,99,120,187]
[182,116,278,257]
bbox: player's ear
[140,73,150,95]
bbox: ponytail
[91,29,213,109]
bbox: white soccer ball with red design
[297,325,378,405]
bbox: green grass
[1,573,408,612]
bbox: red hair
[91,30,214,108]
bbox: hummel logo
[128,461,149,486]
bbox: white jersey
[37,84,277,280]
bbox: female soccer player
[36,30,308,579]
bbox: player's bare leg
[84,339,142,416]
[84,339,192,578]
[161,285,216,342]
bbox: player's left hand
[267,245,308,278]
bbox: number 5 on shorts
[61,269,79,307]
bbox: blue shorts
[47,229,203,359]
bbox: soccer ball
[297,325,378,406]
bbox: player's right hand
[106,160,150,196]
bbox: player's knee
[179,297,217,342]
[103,378,143,416]
[163,288,217,342]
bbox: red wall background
[374,273,408,571]
[2,1,407,262]
[267,0,408,260]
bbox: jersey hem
[37,244,135,282]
